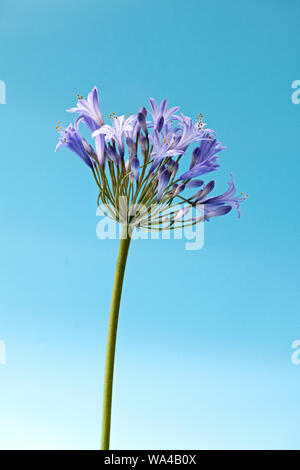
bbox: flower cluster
[56,87,246,230]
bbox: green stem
[101,225,132,450]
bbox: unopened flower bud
[139,134,148,156]
[137,111,148,135]
[155,115,164,133]
[126,137,136,156]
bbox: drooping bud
[204,205,232,221]
[174,205,191,221]
[191,180,215,203]
[175,183,185,195]
[167,158,179,177]
[185,179,204,188]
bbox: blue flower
[202,173,246,218]
[179,132,225,180]
[149,98,179,129]
[55,124,94,168]
[68,86,104,132]
[93,115,136,158]
[150,115,209,170]
[56,86,246,227]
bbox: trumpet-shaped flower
[55,124,94,168]
[179,132,225,180]
[149,98,179,129]
[67,87,104,132]
[201,173,246,218]
[93,115,136,157]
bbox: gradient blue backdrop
[0,0,299,450]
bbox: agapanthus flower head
[56,86,246,230]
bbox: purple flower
[93,115,136,158]
[174,115,206,152]
[190,174,245,221]
[55,124,94,168]
[150,117,209,170]
[56,86,246,228]
[149,98,179,129]
[149,128,183,170]
[179,132,225,180]
[67,87,104,132]
[202,173,245,218]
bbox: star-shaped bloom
[92,115,136,157]
[55,124,94,168]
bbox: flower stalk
[101,225,132,450]
[55,86,247,449]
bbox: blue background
[0,0,299,450]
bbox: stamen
[197,113,203,129]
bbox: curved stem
[101,225,132,450]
